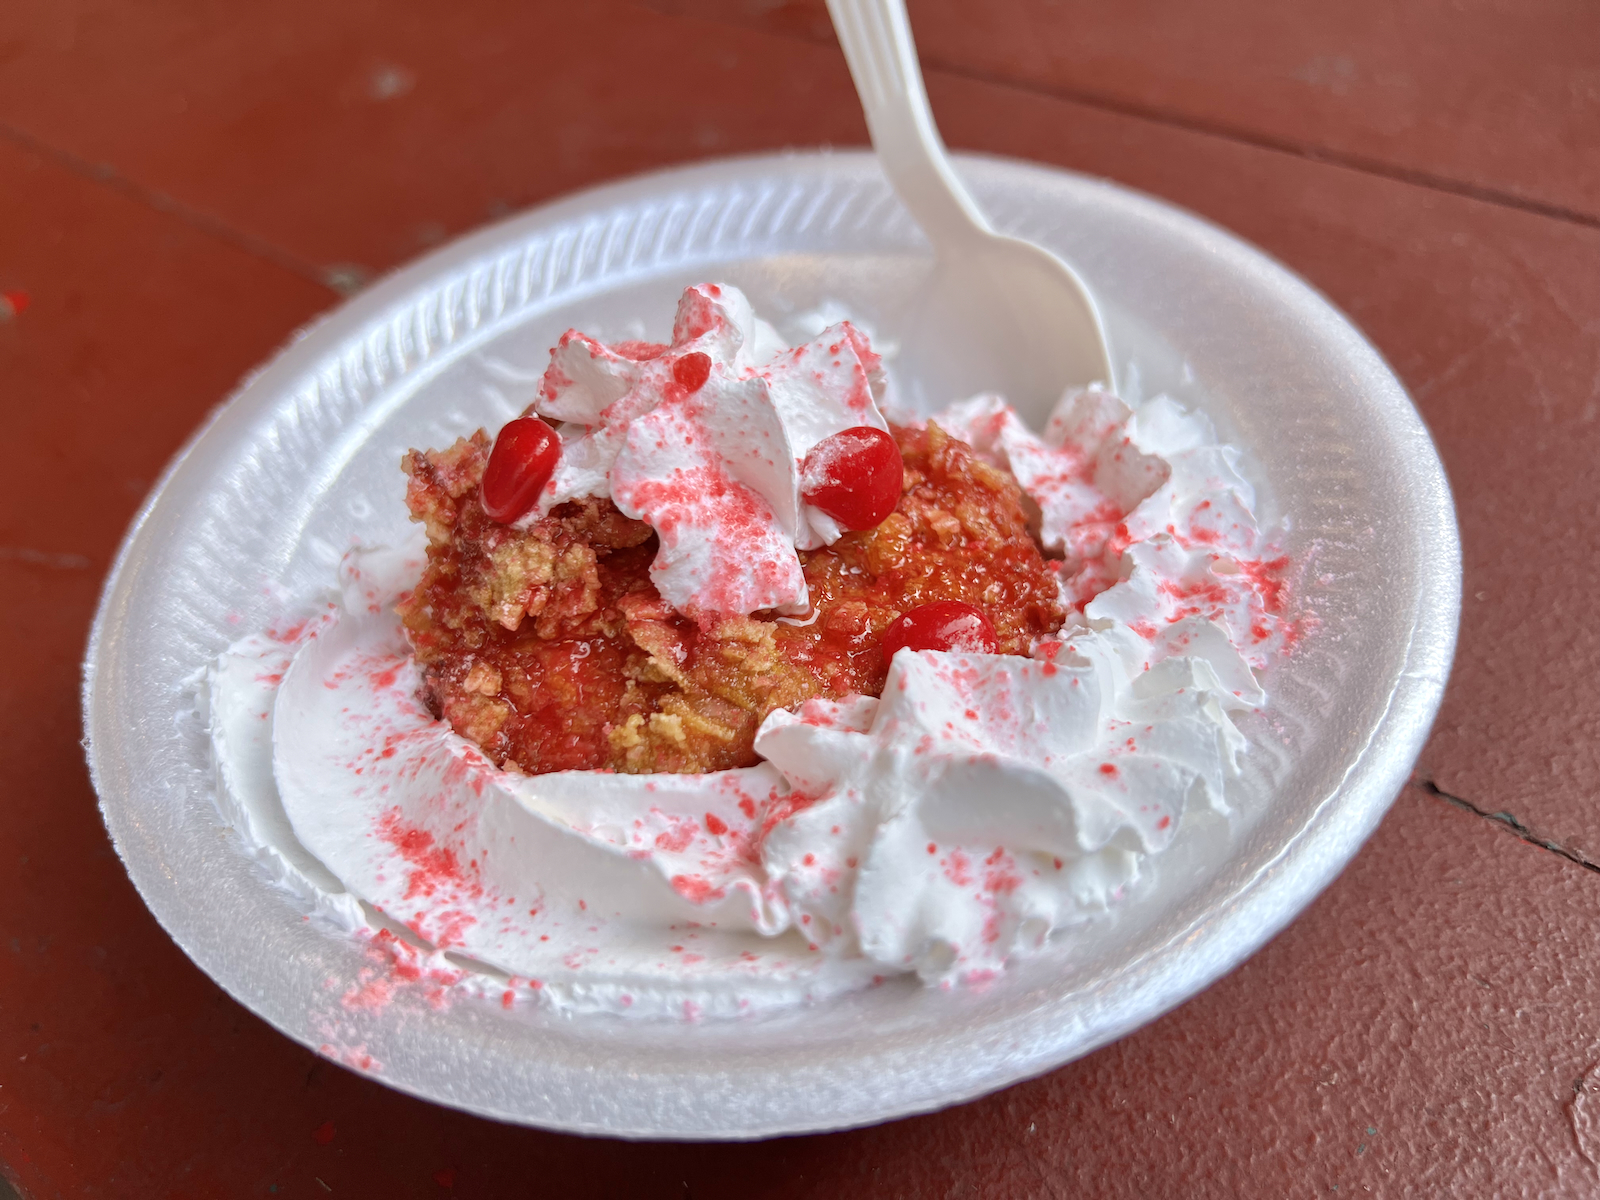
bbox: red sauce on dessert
[399,420,1069,775]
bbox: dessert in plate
[208,282,1294,1019]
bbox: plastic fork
[826,0,1115,423]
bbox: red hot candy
[800,426,903,531]
[672,350,712,393]
[881,600,999,659]
[481,416,561,524]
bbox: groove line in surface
[645,3,1600,233]
[1414,778,1600,876]
[0,120,347,291]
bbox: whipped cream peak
[750,628,1244,983]
[612,363,810,615]
[530,284,888,615]
[940,387,1290,667]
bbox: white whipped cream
[206,296,1294,1017]
[532,284,888,615]
[940,389,1292,668]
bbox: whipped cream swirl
[207,294,1293,1017]
[533,283,888,615]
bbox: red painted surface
[1,1,1598,1196]
[653,0,1600,222]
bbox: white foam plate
[83,151,1459,1138]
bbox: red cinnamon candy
[672,350,712,393]
[881,600,999,658]
[481,416,560,524]
[800,426,903,531]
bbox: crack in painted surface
[0,119,344,294]
[1571,1062,1600,1172]
[0,546,92,571]
[1413,777,1600,876]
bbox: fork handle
[826,0,993,250]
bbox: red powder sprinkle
[654,821,695,853]
[312,1121,336,1145]
[1157,816,1172,830]
[1098,763,1119,778]
[612,339,668,361]
[501,989,515,1009]
[704,812,728,836]
[434,1167,457,1188]
[671,873,727,903]
[944,848,972,887]
[927,842,937,855]
[375,810,478,907]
